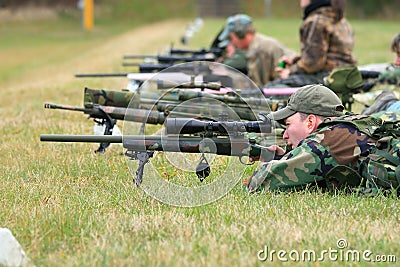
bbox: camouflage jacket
[378,65,400,86]
[246,111,400,193]
[289,6,356,74]
[247,33,296,87]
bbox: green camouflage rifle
[45,87,287,152]
[82,87,286,112]
[40,116,275,186]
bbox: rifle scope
[165,118,272,135]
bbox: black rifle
[169,47,223,57]
[75,61,214,78]
[122,54,217,64]
[123,47,223,59]
[40,117,275,186]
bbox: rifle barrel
[44,103,87,112]
[121,62,141,67]
[45,101,167,124]
[169,48,222,56]
[75,73,128,78]
[40,134,123,143]
[123,55,157,59]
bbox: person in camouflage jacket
[390,33,400,67]
[375,33,400,85]
[361,34,400,115]
[246,84,400,193]
[217,14,296,88]
[266,0,356,88]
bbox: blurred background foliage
[1,0,400,22]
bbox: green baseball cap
[266,84,345,122]
[218,14,253,43]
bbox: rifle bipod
[125,150,154,186]
[93,108,117,153]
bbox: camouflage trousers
[265,71,329,88]
[361,90,399,115]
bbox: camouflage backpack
[323,66,365,111]
[320,114,400,196]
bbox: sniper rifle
[40,117,275,186]
[122,54,216,64]
[123,47,223,59]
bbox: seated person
[217,14,296,88]
[266,0,356,88]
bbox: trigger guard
[239,156,254,165]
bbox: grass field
[1,11,399,267]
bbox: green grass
[0,11,399,267]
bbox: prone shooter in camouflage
[246,84,400,194]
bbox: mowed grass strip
[1,13,399,266]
